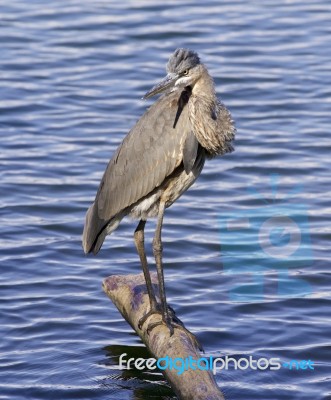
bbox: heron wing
[83,90,191,254]
[98,91,190,218]
[183,131,199,174]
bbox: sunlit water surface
[0,1,330,399]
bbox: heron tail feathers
[82,203,107,255]
[82,202,122,255]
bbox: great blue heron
[82,48,235,337]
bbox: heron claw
[146,317,203,351]
[138,305,203,352]
[138,303,163,330]
[146,313,174,336]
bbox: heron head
[143,48,202,99]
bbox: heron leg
[151,201,176,335]
[134,219,158,314]
[138,206,203,351]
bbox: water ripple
[0,0,330,399]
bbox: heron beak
[143,73,178,99]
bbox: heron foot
[139,305,203,352]
[138,303,161,330]
[138,304,176,330]
[147,317,203,352]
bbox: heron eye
[182,69,189,76]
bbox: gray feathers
[82,48,236,256]
[183,131,199,174]
[82,89,192,254]
[166,48,200,74]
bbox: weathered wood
[102,273,224,400]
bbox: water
[1,1,330,399]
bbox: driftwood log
[103,273,224,400]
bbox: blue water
[1,1,330,399]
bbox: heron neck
[189,68,235,157]
[192,68,216,100]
